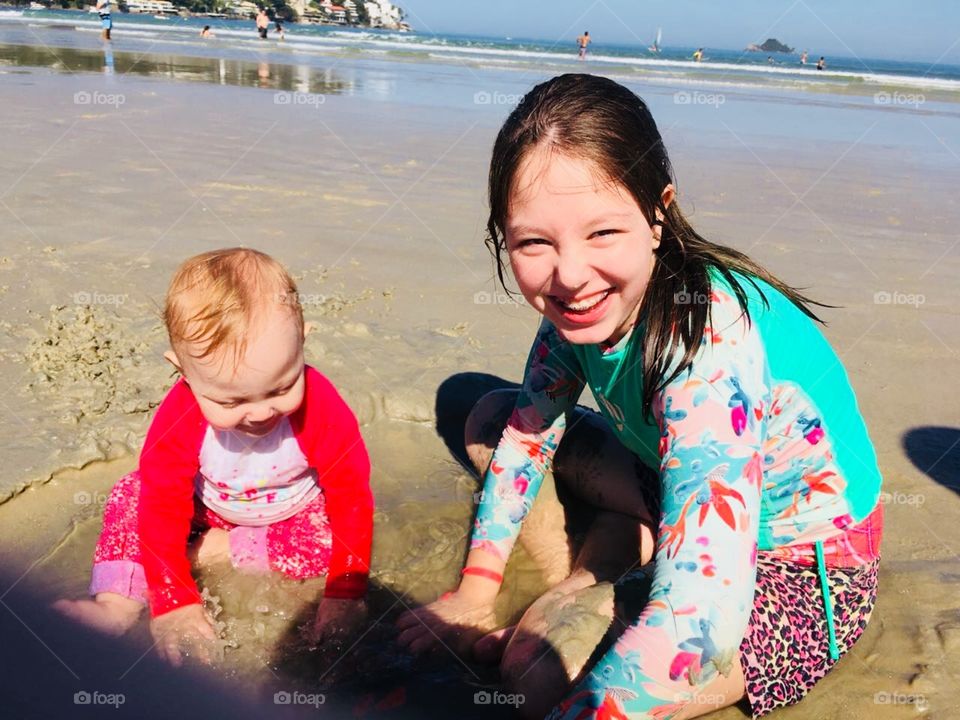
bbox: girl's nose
[553,246,590,291]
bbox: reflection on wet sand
[0,42,349,94]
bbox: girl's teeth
[561,292,608,311]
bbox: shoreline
[3,9,960,99]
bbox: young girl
[55,248,373,666]
[397,74,883,719]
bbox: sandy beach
[0,22,958,719]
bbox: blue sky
[397,0,960,64]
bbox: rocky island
[746,37,795,54]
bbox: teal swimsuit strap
[815,540,840,661]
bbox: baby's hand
[148,604,218,667]
[312,597,368,652]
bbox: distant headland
[745,38,794,54]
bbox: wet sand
[1,42,959,718]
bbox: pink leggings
[89,471,333,604]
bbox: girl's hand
[312,597,368,652]
[395,590,499,657]
[148,604,218,667]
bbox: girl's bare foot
[52,592,143,637]
[193,528,231,567]
[474,625,517,664]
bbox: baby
[55,248,373,665]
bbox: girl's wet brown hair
[486,73,825,418]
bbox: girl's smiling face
[506,147,673,346]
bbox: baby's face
[175,305,306,437]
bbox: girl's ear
[303,321,315,339]
[652,184,676,248]
[661,183,675,211]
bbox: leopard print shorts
[738,553,880,717]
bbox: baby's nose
[246,404,276,423]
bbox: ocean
[2,7,960,99]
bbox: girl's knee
[465,389,517,472]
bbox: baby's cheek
[198,402,239,430]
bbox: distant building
[365,0,402,28]
[224,0,258,18]
[125,0,178,13]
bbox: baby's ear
[163,349,184,374]
[303,321,315,339]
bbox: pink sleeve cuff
[90,560,148,604]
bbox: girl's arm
[553,290,770,719]
[459,319,586,600]
[397,319,584,653]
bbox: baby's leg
[221,494,333,579]
[53,471,146,635]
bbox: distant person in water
[274,19,285,40]
[256,8,270,39]
[692,47,703,62]
[817,56,826,70]
[200,25,213,38]
[800,50,808,64]
[577,31,590,60]
[96,0,111,41]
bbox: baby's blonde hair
[163,248,303,364]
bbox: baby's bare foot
[193,527,231,567]
[52,592,143,637]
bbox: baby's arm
[293,367,373,641]
[138,380,217,663]
[138,380,208,616]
